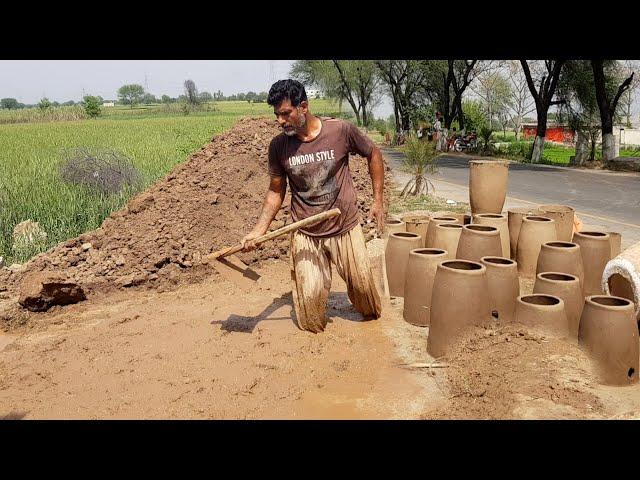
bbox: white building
[102,101,115,107]
[306,89,322,99]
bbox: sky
[0,60,396,117]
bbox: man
[433,112,443,151]
[241,79,384,333]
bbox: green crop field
[0,99,342,264]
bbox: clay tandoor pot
[428,260,491,358]
[481,256,519,323]
[456,224,502,262]
[403,248,448,327]
[469,159,510,215]
[432,223,463,260]
[515,294,569,338]
[578,295,638,386]
[383,219,406,239]
[385,232,423,298]
[473,213,510,259]
[424,216,457,248]
[533,272,583,339]
[538,204,575,242]
[572,231,611,296]
[516,216,556,278]
[401,214,430,245]
[608,231,622,259]
[507,207,541,260]
[536,241,585,295]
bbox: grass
[0,98,343,264]
[389,189,469,215]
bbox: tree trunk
[574,130,589,164]
[413,175,423,196]
[602,133,618,161]
[531,136,545,163]
[455,95,465,132]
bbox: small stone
[115,257,125,266]
[81,243,93,251]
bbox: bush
[83,96,102,118]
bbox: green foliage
[399,134,438,196]
[117,84,145,108]
[462,99,488,132]
[1,98,20,110]
[82,96,102,118]
[38,97,52,111]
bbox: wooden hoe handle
[208,208,341,260]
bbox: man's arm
[366,146,385,233]
[241,175,286,251]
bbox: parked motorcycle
[453,132,478,152]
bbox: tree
[520,60,566,163]
[142,93,157,104]
[504,60,536,140]
[592,60,635,161]
[199,91,213,102]
[619,60,640,128]
[245,91,257,102]
[1,98,19,109]
[471,70,512,133]
[183,79,199,105]
[82,95,102,118]
[399,134,438,197]
[161,95,172,104]
[292,60,381,127]
[38,97,52,111]
[62,100,75,106]
[117,84,145,109]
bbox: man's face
[274,99,308,136]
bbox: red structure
[522,124,575,144]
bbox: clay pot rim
[537,271,579,283]
[463,225,499,234]
[401,214,430,224]
[543,241,578,249]
[585,295,634,310]
[386,219,404,225]
[390,232,421,239]
[523,215,553,222]
[474,213,506,219]
[439,260,486,274]
[481,256,516,267]
[469,159,510,166]
[575,231,610,239]
[411,248,447,256]
[517,294,563,307]
[432,216,457,222]
[538,204,575,214]
[437,223,463,229]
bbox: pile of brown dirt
[0,117,392,305]
[421,324,606,419]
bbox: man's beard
[284,112,306,136]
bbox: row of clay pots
[516,216,557,277]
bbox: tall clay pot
[515,294,569,338]
[481,256,519,323]
[424,216,457,248]
[402,214,430,246]
[385,232,423,298]
[473,213,510,258]
[427,260,491,358]
[403,248,448,327]
[448,213,471,226]
[573,231,611,296]
[507,207,540,260]
[536,241,585,295]
[608,231,622,259]
[516,216,557,278]
[578,295,639,386]
[538,204,575,242]
[533,272,583,339]
[432,223,463,260]
[456,225,502,263]
[384,219,406,239]
[469,159,510,215]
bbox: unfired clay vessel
[515,294,569,338]
[481,256,519,323]
[402,214,430,246]
[384,219,406,239]
[469,160,509,215]
[473,213,510,258]
[385,232,423,298]
[507,207,540,260]
[456,225,502,262]
[428,260,491,358]
[533,272,583,339]
[578,295,639,386]
[403,248,448,327]
[425,216,457,248]
[572,231,611,296]
[538,204,575,242]
[432,223,463,260]
[516,216,556,278]
[608,231,622,259]
[536,241,585,295]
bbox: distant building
[102,101,115,107]
[522,123,575,144]
[306,89,322,99]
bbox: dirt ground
[2,118,640,419]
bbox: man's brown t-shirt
[268,118,375,237]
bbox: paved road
[383,149,640,226]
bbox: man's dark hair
[267,79,308,107]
